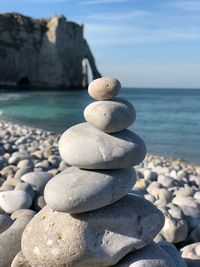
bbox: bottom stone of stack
[12,242,183,267]
[11,251,31,267]
[20,194,164,267]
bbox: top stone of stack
[88,77,121,100]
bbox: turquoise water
[0,88,200,164]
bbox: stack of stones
[13,77,176,266]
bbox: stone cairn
[12,77,176,266]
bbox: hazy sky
[1,0,200,88]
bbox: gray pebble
[59,123,146,169]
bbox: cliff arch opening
[82,58,90,89]
[17,76,30,87]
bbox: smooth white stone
[59,123,146,169]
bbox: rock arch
[17,76,30,87]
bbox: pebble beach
[0,78,200,266]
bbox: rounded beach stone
[166,203,184,219]
[14,168,33,180]
[172,196,200,231]
[0,178,5,187]
[15,182,35,199]
[84,98,136,133]
[0,190,32,214]
[8,152,31,165]
[143,169,158,181]
[4,178,20,187]
[32,195,46,212]
[188,225,200,243]
[158,241,187,267]
[155,209,188,243]
[22,195,164,267]
[175,187,194,198]
[44,166,136,213]
[11,251,31,267]
[59,123,146,169]
[0,165,17,178]
[21,171,53,193]
[0,212,34,267]
[0,183,15,191]
[111,242,176,267]
[17,159,34,170]
[88,77,121,100]
[11,209,36,221]
[0,214,13,234]
[149,187,172,203]
[181,242,200,267]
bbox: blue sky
[1,0,200,88]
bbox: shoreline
[0,117,199,168]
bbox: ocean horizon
[0,87,200,164]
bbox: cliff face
[0,13,101,89]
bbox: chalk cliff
[0,13,101,89]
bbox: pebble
[189,175,200,186]
[21,171,53,193]
[58,160,69,171]
[0,165,17,178]
[134,179,147,190]
[84,98,136,133]
[48,155,60,168]
[0,178,4,186]
[181,242,200,267]
[194,191,200,201]
[15,182,35,199]
[172,196,200,231]
[30,150,43,160]
[144,194,156,203]
[157,175,181,188]
[8,152,30,165]
[0,214,13,234]
[166,203,184,219]
[88,77,121,100]
[114,242,176,267]
[32,195,46,212]
[3,178,20,187]
[143,169,158,181]
[11,209,36,220]
[158,241,187,267]
[0,190,32,214]
[59,122,146,169]
[147,181,162,193]
[34,160,50,171]
[156,208,188,243]
[44,166,137,213]
[0,183,15,191]
[188,225,200,243]
[148,187,172,203]
[48,168,59,176]
[22,195,164,267]
[14,167,33,180]
[174,187,194,198]
[11,251,31,267]
[0,211,34,267]
[17,159,34,169]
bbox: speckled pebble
[88,77,121,100]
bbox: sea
[0,88,199,164]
